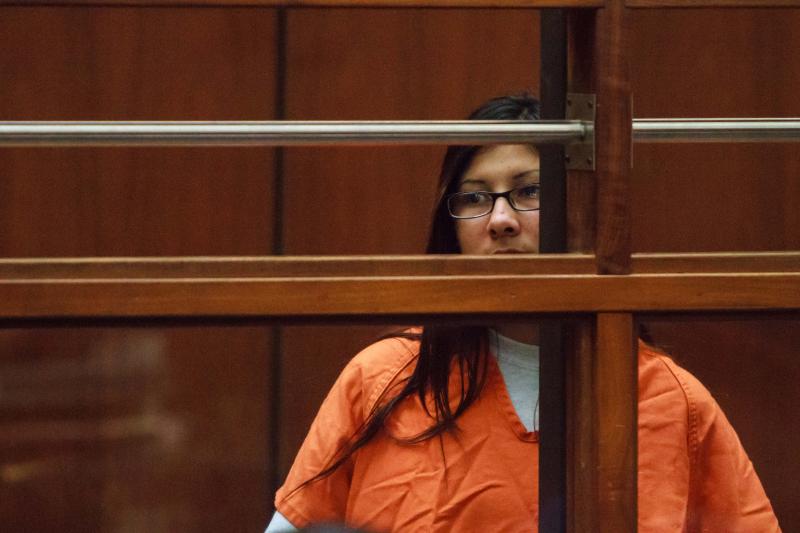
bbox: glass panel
[637,315,799,531]
[630,8,800,253]
[0,326,272,532]
[2,6,540,259]
[1,318,567,532]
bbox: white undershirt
[489,330,540,432]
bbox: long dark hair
[295,93,542,489]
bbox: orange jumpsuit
[276,337,780,532]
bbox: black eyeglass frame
[446,184,541,219]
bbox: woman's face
[454,144,540,255]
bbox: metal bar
[633,118,800,143]
[539,9,568,533]
[0,121,587,147]
[3,119,800,147]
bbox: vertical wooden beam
[592,3,636,528]
[594,0,632,275]
[595,312,637,532]
[565,318,596,533]
[566,3,636,532]
[566,314,637,533]
[565,9,598,533]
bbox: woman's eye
[519,185,540,198]
[466,192,485,204]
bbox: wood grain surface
[1,251,798,278]
[9,0,603,7]
[594,0,632,275]
[595,312,637,532]
[629,0,800,7]
[1,271,799,319]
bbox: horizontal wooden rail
[6,0,604,8]
[627,0,800,7]
[11,0,799,7]
[1,253,798,320]
[2,275,798,319]
[1,252,797,278]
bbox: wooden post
[594,0,632,275]
[566,1,636,531]
[593,3,636,529]
[595,312,637,531]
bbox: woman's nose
[487,198,521,238]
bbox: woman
[268,95,780,532]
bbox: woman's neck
[493,323,540,345]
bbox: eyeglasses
[446,184,541,219]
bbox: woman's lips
[492,248,526,254]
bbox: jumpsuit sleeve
[676,366,781,532]
[274,357,368,528]
[273,336,418,529]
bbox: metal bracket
[565,93,596,171]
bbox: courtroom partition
[4,3,800,533]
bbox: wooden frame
[3,0,799,531]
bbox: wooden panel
[1,272,799,319]
[0,6,278,532]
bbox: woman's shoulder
[638,340,716,408]
[340,330,421,414]
[638,340,728,455]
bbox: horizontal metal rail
[1,119,798,147]
[633,118,800,143]
[0,121,587,147]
